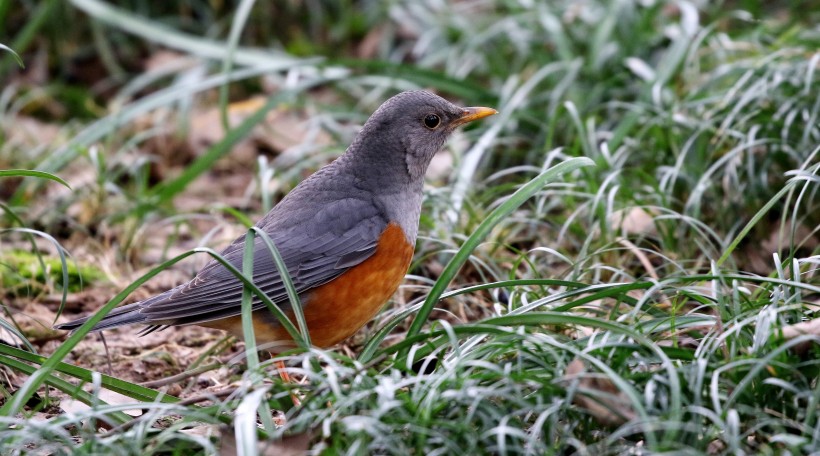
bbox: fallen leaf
[357,24,387,59]
[760,221,819,253]
[608,207,657,236]
[562,358,637,426]
[180,423,220,438]
[220,428,315,456]
[97,388,145,417]
[781,318,820,355]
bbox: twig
[139,363,222,389]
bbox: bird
[54,90,497,357]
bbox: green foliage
[0,250,103,294]
[0,43,24,68]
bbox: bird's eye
[423,114,441,129]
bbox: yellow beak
[452,106,498,128]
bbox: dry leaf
[760,221,819,253]
[781,318,820,355]
[180,424,221,439]
[1,116,62,152]
[220,429,315,456]
[188,97,332,162]
[563,358,637,426]
[608,207,657,236]
[142,50,194,72]
[357,24,387,59]
[97,389,144,417]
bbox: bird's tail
[53,302,148,333]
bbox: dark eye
[423,114,441,129]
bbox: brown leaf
[142,50,194,72]
[98,389,144,417]
[760,221,819,253]
[220,428,315,456]
[563,358,636,426]
[781,318,820,355]
[607,207,657,236]
[188,97,332,162]
[357,24,387,59]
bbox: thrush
[55,90,497,355]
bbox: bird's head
[349,90,497,183]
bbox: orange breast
[205,223,414,350]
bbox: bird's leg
[273,358,301,407]
[274,359,293,383]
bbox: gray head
[344,90,496,187]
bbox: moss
[0,249,105,294]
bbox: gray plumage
[55,91,494,334]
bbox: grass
[1,0,819,454]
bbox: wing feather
[136,197,389,326]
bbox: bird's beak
[452,106,498,127]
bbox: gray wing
[136,197,388,326]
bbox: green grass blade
[0,0,58,74]
[331,58,493,101]
[69,0,311,68]
[0,43,24,69]
[251,227,310,348]
[4,228,71,328]
[240,231,260,368]
[0,169,70,188]
[0,344,180,411]
[403,157,595,343]
[0,251,197,416]
[145,79,341,210]
[0,355,132,425]
[238,229,275,434]
[219,0,256,131]
[192,247,305,346]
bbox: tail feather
[53,302,148,332]
[53,285,186,333]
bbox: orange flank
[206,223,414,350]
